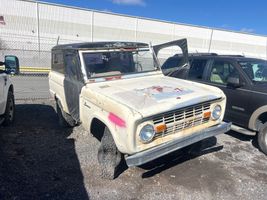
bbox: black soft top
[52,41,149,51]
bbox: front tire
[258,122,267,155]
[3,91,15,126]
[97,127,121,180]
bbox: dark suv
[161,53,267,155]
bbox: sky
[41,0,267,35]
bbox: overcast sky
[42,0,267,35]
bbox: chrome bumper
[126,122,231,167]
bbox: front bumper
[125,122,231,167]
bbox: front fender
[89,111,130,154]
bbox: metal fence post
[36,1,41,58]
[91,11,94,42]
[135,17,138,42]
[208,29,214,53]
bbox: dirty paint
[85,71,162,84]
[99,85,110,89]
[108,112,126,128]
[135,85,193,101]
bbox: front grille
[153,101,211,138]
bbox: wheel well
[258,112,267,125]
[90,118,106,141]
[9,85,14,93]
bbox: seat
[210,64,225,84]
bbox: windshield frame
[79,47,161,82]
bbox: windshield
[239,60,267,83]
[82,48,159,78]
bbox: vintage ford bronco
[49,39,231,179]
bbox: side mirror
[4,55,20,75]
[0,61,5,74]
[227,76,241,88]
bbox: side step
[231,124,256,136]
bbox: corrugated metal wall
[0,0,266,68]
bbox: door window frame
[187,58,210,81]
[205,58,249,87]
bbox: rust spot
[152,86,163,92]
[105,76,122,81]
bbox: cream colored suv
[49,40,231,179]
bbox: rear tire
[3,91,15,126]
[258,122,267,155]
[56,100,76,127]
[97,127,121,180]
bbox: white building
[0,0,266,68]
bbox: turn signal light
[155,124,167,133]
[203,111,211,119]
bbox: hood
[85,74,224,117]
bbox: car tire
[97,127,122,180]
[258,122,267,155]
[56,100,76,127]
[3,91,15,126]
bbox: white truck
[0,60,15,126]
[48,39,231,179]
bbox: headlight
[139,124,155,143]
[212,105,222,120]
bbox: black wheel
[258,122,267,155]
[3,91,15,126]
[98,127,121,180]
[56,100,76,127]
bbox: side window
[161,56,182,70]
[65,53,82,81]
[209,61,238,84]
[52,52,64,74]
[188,59,207,80]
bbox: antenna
[56,36,60,45]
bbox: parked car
[48,40,230,179]
[161,53,267,155]
[0,59,15,126]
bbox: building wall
[0,0,266,68]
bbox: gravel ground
[0,99,266,200]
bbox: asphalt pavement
[11,75,50,100]
[2,76,266,199]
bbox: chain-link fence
[1,0,266,75]
[0,32,87,75]
[1,0,267,100]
